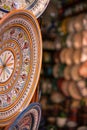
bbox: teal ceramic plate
[9,103,41,130]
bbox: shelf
[60,0,87,9]
[58,1,87,20]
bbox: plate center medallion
[0,50,14,83]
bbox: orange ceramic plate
[68,81,82,100]
[0,9,42,126]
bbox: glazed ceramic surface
[9,103,41,130]
[0,0,50,18]
[0,9,42,126]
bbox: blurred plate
[64,66,71,80]
[66,34,73,48]
[71,65,81,81]
[61,80,70,97]
[73,14,84,32]
[77,126,87,130]
[68,81,82,100]
[77,80,87,97]
[73,49,81,65]
[50,91,64,103]
[0,0,50,18]
[82,30,87,46]
[60,48,68,63]
[79,61,87,78]
[0,9,42,126]
[81,47,87,62]
[73,33,82,49]
[65,48,74,65]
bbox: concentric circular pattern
[0,9,42,126]
[0,0,50,18]
[0,50,14,83]
[27,0,50,18]
[7,103,41,130]
[0,41,21,94]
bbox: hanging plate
[0,9,42,126]
[6,103,41,130]
[0,0,50,18]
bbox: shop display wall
[40,1,87,129]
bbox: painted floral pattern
[9,103,41,130]
[0,0,50,18]
[0,10,42,126]
[0,27,30,108]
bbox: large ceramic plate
[7,103,41,130]
[0,0,50,18]
[0,9,42,126]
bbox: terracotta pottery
[82,30,87,46]
[60,48,68,63]
[66,34,73,48]
[77,80,87,97]
[73,33,82,49]
[68,81,82,100]
[73,14,84,32]
[83,14,87,30]
[71,65,81,81]
[79,61,87,78]
[64,66,71,80]
[61,80,70,97]
[81,47,87,62]
[65,48,74,65]
[67,18,75,33]
[73,49,81,64]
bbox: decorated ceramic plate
[6,103,41,130]
[0,0,50,18]
[0,9,42,126]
